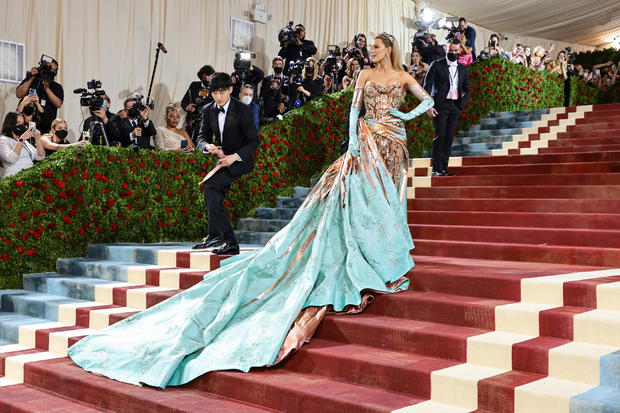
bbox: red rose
[43,169,53,178]
[262,175,268,181]
[110,223,118,230]
[0,254,8,262]
[106,199,115,207]
[181,206,188,213]
[15,181,25,187]
[63,217,71,224]
[17,246,25,254]
[10,190,17,198]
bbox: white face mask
[241,95,252,105]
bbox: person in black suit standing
[193,73,260,255]
[120,96,157,149]
[457,18,476,60]
[423,39,471,176]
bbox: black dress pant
[432,100,460,173]
[203,167,237,244]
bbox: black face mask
[13,123,28,136]
[271,86,281,96]
[306,67,314,76]
[273,67,283,75]
[22,105,35,116]
[447,52,459,62]
[55,129,68,140]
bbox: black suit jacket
[196,98,259,177]
[121,118,157,149]
[423,58,471,110]
[83,111,123,146]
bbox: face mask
[55,129,68,140]
[22,105,35,116]
[273,67,283,75]
[447,52,459,62]
[241,95,252,105]
[13,123,28,136]
[306,67,314,75]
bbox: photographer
[295,58,323,106]
[260,57,289,99]
[83,94,123,146]
[455,18,476,59]
[42,119,87,156]
[121,96,157,149]
[278,23,317,75]
[421,34,445,64]
[262,79,288,124]
[231,58,264,100]
[181,65,215,138]
[479,34,508,61]
[530,44,555,71]
[15,57,64,133]
[17,94,45,131]
[239,84,260,130]
[343,33,371,67]
[0,112,45,178]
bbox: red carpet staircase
[0,103,618,412]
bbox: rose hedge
[0,57,615,288]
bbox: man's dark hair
[272,56,284,65]
[459,17,467,24]
[209,72,233,92]
[1,112,22,137]
[450,39,462,46]
[197,65,215,79]
[123,97,137,109]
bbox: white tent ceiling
[420,0,620,48]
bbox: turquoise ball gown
[68,79,434,388]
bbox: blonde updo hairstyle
[165,104,179,118]
[375,32,403,72]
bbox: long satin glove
[389,96,434,121]
[348,106,360,157]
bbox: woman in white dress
[155,105,196,153]
[0,112,45,178]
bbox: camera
[278,21,302,47]
[324,45,341,74]
[233,52,257,85]
[288,59,305,87]
[127,93,154,119]
[74,79,106,115]
[31,54,57,83]
[446,26,463,41]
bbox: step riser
[410,225,620,249]
[410,174,620,187]
[414,185,620,199]
[408,198,620,214]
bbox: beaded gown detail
[68,81,423,388]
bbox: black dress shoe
[442,170,456,176]
[212,242,240,256]
[431,171,445,176]
[192,235,222,249]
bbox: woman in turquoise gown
[68,33,434,388]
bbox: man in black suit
[120,96,157,149]
[83,94,123,146]
[458,18,476,60]
[193,73,260,255]
[423,39,471,176]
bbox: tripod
[88,119,109,146]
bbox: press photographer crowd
[1,19,618,179]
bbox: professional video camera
[233,52,257,85]
[446,26,464,41]
[278,21,302,47]
[74,79,106,115]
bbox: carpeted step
[236,218,290,232]
[456,150,620,166]
[408,210,620,230]
[410,224,620,249]
[411,172,620,187]
[23,357,275,413]
[256,206,298,220]
[548,136,620,147]
[280,338,460,399]
[455,134,516,145]
[413,239,620,267]
[538,144,620,154]
[315,313,485,361]
[407,198,620,214]
[364,290,510,330]
[25,357,423,413]
[414,184,620,199]
[570,385,620,413]
[476,370,545,413]
[413,161,620,176]
[0,383,110,412]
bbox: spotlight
[420,8,435,26]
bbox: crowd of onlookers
[1,20,618,179]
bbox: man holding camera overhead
[15,56,64,133]
[121,95,157,149]
[278,23,317,76]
